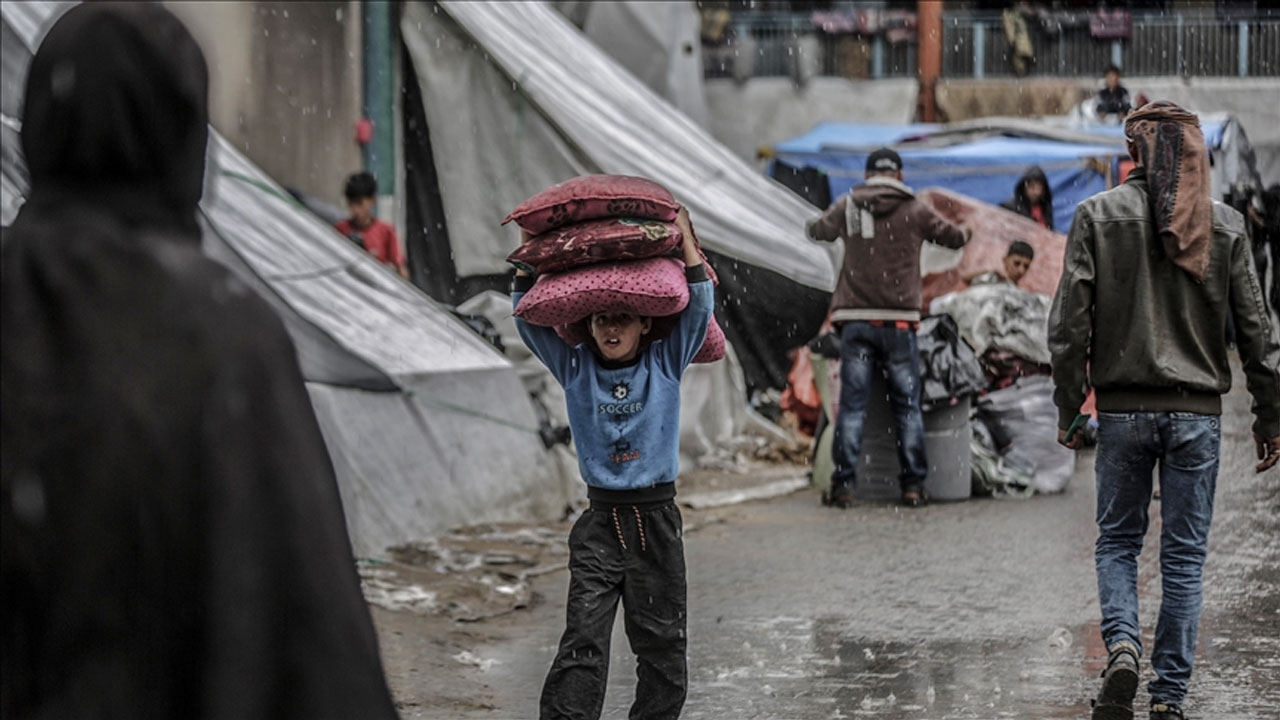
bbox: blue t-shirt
[513,268,714,491]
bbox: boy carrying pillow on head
[512,206,712,720]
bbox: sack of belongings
[974,375,1075,494]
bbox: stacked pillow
[504,175,724,363]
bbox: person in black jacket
[1096,64,1132,121]
[0,5,398,718]
[1000,165,1055,231]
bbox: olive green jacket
[1049,169,1280,437]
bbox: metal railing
[942,12,1280,79]
[702,13,916,81]
[703,11,1280,80]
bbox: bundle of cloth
[504,175,724,363]
[929,282,1053,390]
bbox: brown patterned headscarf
[1124,101,1213,282]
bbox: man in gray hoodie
[807,148,969,508]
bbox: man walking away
[1000,166,1055,231]
[1050,101,1280,720]
[807,148,969,508]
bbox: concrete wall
[165,1,363,207]
[705,76,918,162]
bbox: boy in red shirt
[334,172,407,278]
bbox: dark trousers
[539,501,687,720]
[831,321,928,489]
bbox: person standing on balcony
[1096,64,1133,122]
[1050,101,1280,720]
[1002,1,1038,76]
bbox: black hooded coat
[0,5,398,718]
[999,165,1055,231]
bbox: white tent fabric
[1,0,576,557]
[399,3,591,278]
[577,1,710,129]
[403,1,836,291]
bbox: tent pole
[362,0,396,221]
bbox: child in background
[334,171,408,278]
[513,206,712,720]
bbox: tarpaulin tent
[1,1,577,558]
[773,122,1127,233]
[1066,112,1264,204]
[774,113,1265,233]
[400,0,837,393]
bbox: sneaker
[900,483,929,508]
[1149,703,1185,719]
[822,484,854,509]
[1091,646,1140,720]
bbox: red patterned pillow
[503,175,681,234]
[514,257,689,327]
[506,218,683,275]
[553,305,726,365]
[690,313,726,364]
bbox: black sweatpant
[539,500,687,720]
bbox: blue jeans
[1095,411,1221,706]
[831,321,927,490]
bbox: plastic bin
[811,359,972,502]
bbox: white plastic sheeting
[576,1,709,128]
[929,284,1053,365]
[405,1,835,291]
[400,3,590,278]
[1,0,575,557]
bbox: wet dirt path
[375,377,1278,719]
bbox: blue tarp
[773,123,1129,232]
[774,123,941,154]
[1073,119,1226,148]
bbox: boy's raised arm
[660,207,714,374]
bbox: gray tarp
[929,283,1053,365]
[403,0,837,290]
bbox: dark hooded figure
[1,5,398,719]
[1000,165,1055,231]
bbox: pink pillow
[503,175,681,234]
[691,313,726,364]
[514,257,689,327]
[507,218,683,275]
[553,304,725,365]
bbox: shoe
[1091,647,1139,720]
[900,483,929,508]
[822,484,854,509]
[1149,703,1185,719]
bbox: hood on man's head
[20,2,209,217]
[1015,165,1050,198]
